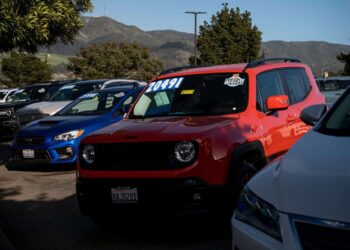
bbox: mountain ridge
[40,16,350,75]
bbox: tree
[1,52,52,87]
[337,52,350,75]
[195,3,262,65]
[68,42,163,80]
[0,0,93,53]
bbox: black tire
[225,161,258,213]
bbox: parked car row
[7,58,350,249]
[0,79,146,135]
[316,76,350,106]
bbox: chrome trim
[289,214,350,250]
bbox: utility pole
[185,11,206,65]
[103,0,107,16]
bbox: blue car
[11,86,144,165]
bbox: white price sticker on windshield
[145,77,184,93]
[60,85,75,90]
[115,92,125,98]
[15,89,24,94]
[38,88,46,93]
[224,74,245,87]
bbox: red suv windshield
[131,73,248,118]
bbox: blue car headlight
[235,188,282,241]
[54,130,84,141]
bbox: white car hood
[249,130,350,223]
[17,101,71,116]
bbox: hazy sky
[90,0,350,45]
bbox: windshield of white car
[130,73,248,119]
[55,91,124,116]
[48,84,98,102]
[319,89,350,135]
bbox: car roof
[158,58,304,79]
[91,86,144,94]
[19,83,52,89]
[72,79,109,85]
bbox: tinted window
[49,84,97,102]
[43,85,63,101]
[7,86,48,103]
[257,70,285,111]
[57,91,125,116]
[320,89,350,135]
[0,92,7,99]
[282,69,309,104]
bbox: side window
[282,69,309,104]
[257,70,285,111]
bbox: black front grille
[16,136,45,146]
[296,221,350,250]
[80,142,195,171]
[12,149,51,161]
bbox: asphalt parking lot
[0,140,231,250]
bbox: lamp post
[185,11,206,65]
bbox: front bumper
[11,141,78,164]
[232,212,296,250]
[76,178,226,216]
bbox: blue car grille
[16,136,45,146]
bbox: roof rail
[244,58,302,71]
[159,65,212,76]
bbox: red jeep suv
[77,58,325,218]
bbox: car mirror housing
[300,104,327,126]
[266,95,289,111]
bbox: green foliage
[1,52,52,87]
[337,52,350,75]
[0,0,93,53]
[68,42,163,80]
[195,3,262,65]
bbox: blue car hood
[18,115,112,139]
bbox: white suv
[231,90,350,249]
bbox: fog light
[56,147,74,159]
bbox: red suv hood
[84,116,238,143]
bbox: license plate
[22,149,35,159]
[111,187,138,204]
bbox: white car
[231,95,350,249]
[0,88,18,104]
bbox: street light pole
[185,11,206,65]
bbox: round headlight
[82,145,95,164]
[174,141,196,163]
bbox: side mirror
[266,95,289,111]
[300,104,327,126]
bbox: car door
[280,68,312,141]
[255,69,294,159]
